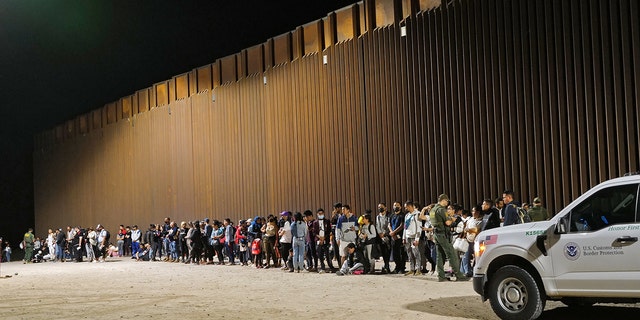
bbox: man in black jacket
[335,243,366,275]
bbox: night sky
[0,1,358,244]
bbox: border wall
[34,0,639,233]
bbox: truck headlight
[475,240,486,258]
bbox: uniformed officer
[23,228,35,263]
[528,197,549,221]
[429,194,469,282]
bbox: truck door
[549,183,640,297]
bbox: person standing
[358,213,377,273]
[130,225,141,259]
[336,205,358,265]
[177,222,189,263]
[375,203,392,274]
[329,202,342,267]
[290,212,308,273]
[3,241,11,262]
[528,197,549,222]
[502,190,521,226]
[389,202,406,274]
[495,197,505,224]
[186,220,202,264]
[303,210,318,272]
[167,221,178,262]
[86,226,97,262]
[96,224,110,262]
[419,204,436,275]
[223,218,236,265]
[22,228,35,263]
[46,229,56,261]
[480,199,501,231]
[55,228,66,262]
[402,201,422,276]
[72,226,86,262]
[261,216,278,268]
[313,208,334,273]
[116,225,126,257]
[66,226,76,261]
[211,221,225,265]
[202,219,214,264]
[430,194,468,282]
[278,211,293,270]
[461,205,483,277]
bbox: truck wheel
[488,265,545,320]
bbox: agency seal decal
[564,242,580,261]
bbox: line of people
[18,189,549,282]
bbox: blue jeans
[293,238,306,271]
[169,241,177,259]
[225,242,235,263]
[461,242,473,276]
[131,241,141,257]
[56,244,65,261]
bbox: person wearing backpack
[502,190,522,226]
[358,213,377,273]
[290,212,308,273]
[96,224,110,262]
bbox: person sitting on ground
[136,243,151,261]
[335,242,366,276]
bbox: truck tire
[488,265,545,320]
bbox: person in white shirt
[46,229,56,260]
[130,225,142,258]
[402,200,422,276]
[461,206,483,277]
[278,211,293,271]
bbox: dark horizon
[0,0,360,244]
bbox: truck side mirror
[555,216,568,234]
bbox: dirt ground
[0,258,638,320]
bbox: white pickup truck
[473,174,640,319]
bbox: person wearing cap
[429,194,468,282]
[22,228,35,263]
[528,197,549,222]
